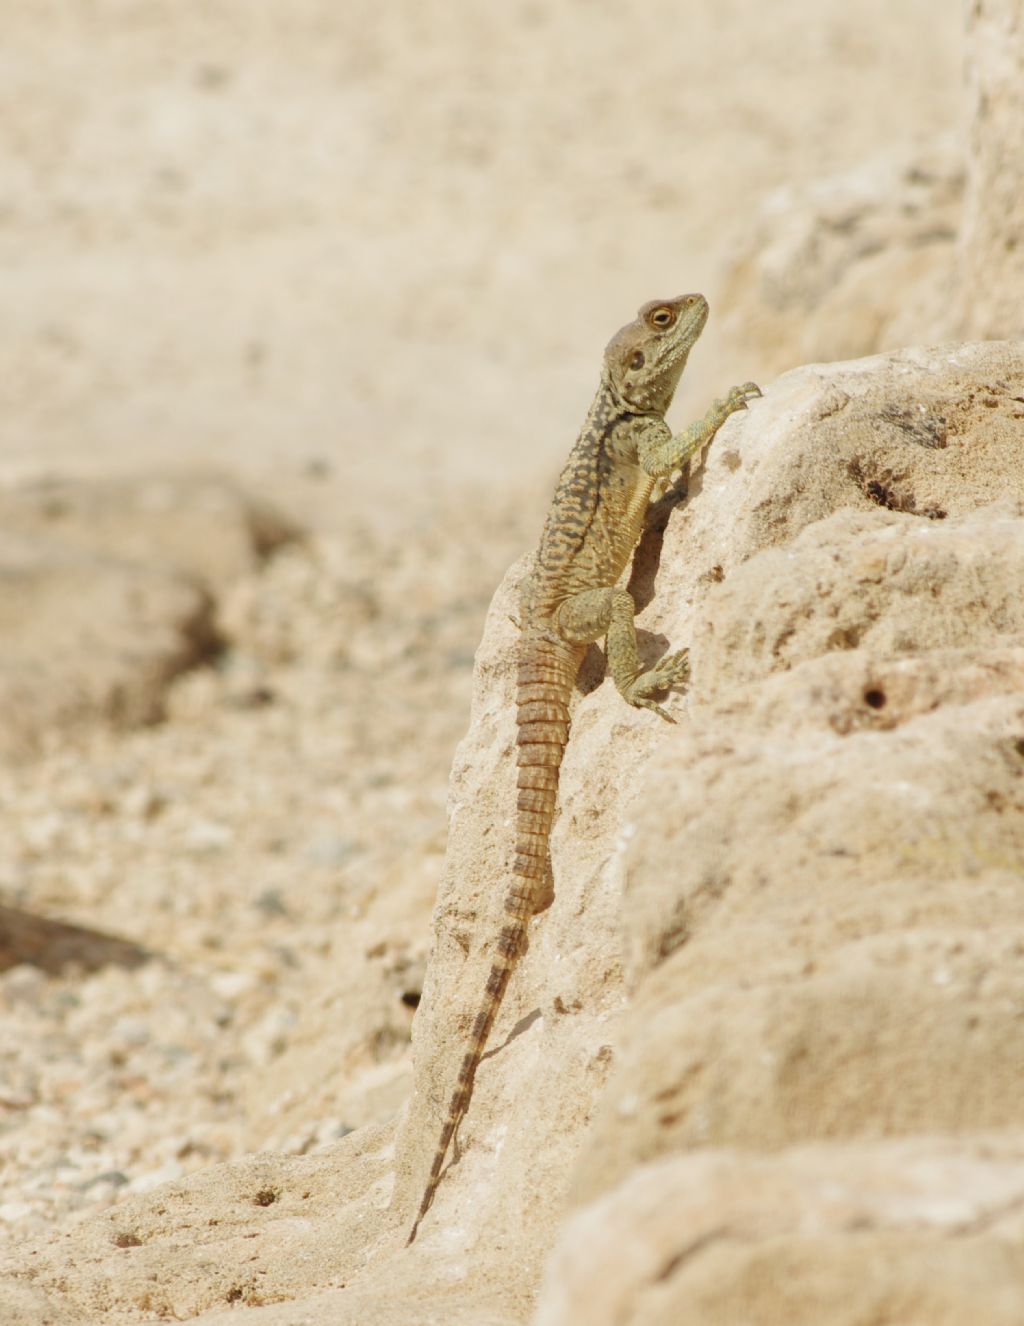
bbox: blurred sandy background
[2,0,962,523]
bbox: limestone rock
[535,1141,1024,1326]
[956,0,1024,340]
[0,533,217,757]
[2,1128,393,1323]
[582,684,1024,1194]
[397,342,1024,1309]
[0,473,299,590]
[0,1281,85,1326]
[691,506,1024,695]
[717,141,964,377]
[721,4,1024,374]
[0,474,300,756]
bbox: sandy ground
[0,0,967,1304]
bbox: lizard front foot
[720,381,762,415]
[623,648,690,723]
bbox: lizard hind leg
[555,586,618,646]
[557,587,689,722]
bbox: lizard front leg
[555,588,689,723]
[639,382,761,478]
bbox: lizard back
[525,381,657,622]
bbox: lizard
[407,293,760,1244]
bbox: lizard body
[407,294,759,1244]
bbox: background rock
[0,532,217,757]
[536,1142,1024,1326]
[0,473,301,757]
[0,474,300,589]
[717,141,964,376]
[719,3,1024,373]
[956,0,1024,340]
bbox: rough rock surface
[400,341,1024,1314]
[5,341,1022,1323]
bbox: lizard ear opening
[629,350,645,371]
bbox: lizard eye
[650,307,675,328]
[629,350,645,371]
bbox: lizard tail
[510,638,575,905]
[406,926,524,1245]
[406,637,576,1245]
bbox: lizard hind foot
[624,648,690,722]
[642,646,691,691]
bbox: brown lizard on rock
[407,293,760,1243]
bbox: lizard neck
[599,367,663,422]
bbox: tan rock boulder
[0,474,299,757]
[398,341,1024,1309]
[0,473,299,590]
[956,0,1024,341]
[536,1141,1024,1326]
[583,682,1024,1195]
[717,140,963,376]
[0,533,217,757]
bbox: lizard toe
[644,649,690,690]
[631,695,676,723]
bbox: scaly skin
[407,294,759,1244]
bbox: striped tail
[407,635,577,1244]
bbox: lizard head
[604,294,709,413]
